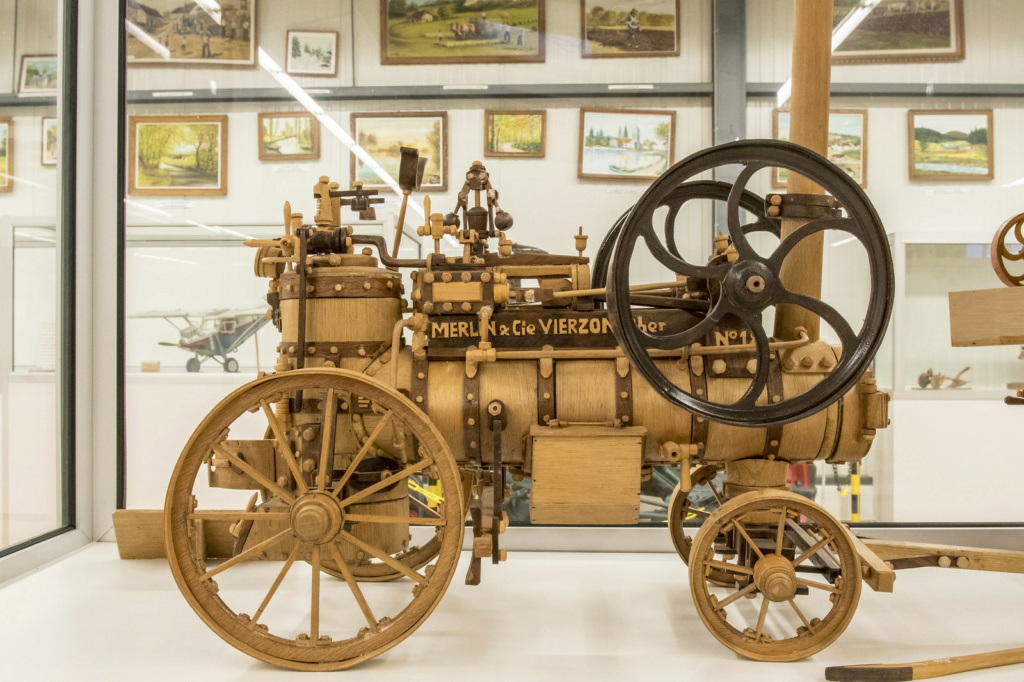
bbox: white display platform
[1,543,1022,681]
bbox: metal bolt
[712,359,727,374]
[442,272,452,283]
[461,272,472,282]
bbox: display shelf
[888,231,1022,401]
[746,82,1024,98]
[124,82,716,105]
[0,94,56,107]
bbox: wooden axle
[826,648,1024,681]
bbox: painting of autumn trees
[130,116,227,195]
[485,111,545,158]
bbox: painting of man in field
[352,113,447,191]
[909,110,992,181]
[582,0,679,58]
[129,116,228,195]
[126,0,255,65]
[382,0,544,64]
[833,0,964,64]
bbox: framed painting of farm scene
[128,115,228,196]
[908,110,993,182]
[381,0,545,65]
[18,55,58,96]
[832,0,964,64]
[126,0,255,65]
[285,30,338,76]
[581,0,680,58]
[258,113,320,161]
[773,109,867,188]
[578,108,675,181]
[484,110,546,158]
[351,112,448,191]
[42,118,58,166]
[0,119,12,193]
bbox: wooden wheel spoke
[316,388,338,492]
[328,542,379,633]
[201,529,292,581]
[331,410,395,499]
[714,581,758,611]
[792,533,834,567]
[706,559,754,576]
[338,529,427,585]
[754,596,770,643]
[310,545,321,642]
[775,507,788,555]
[795,577,841,595]
[339,459,434,509]
[346,513,445,527]
[189,511,291,522]
[260,399,309,495]
[410,494,442,519]
[788,597,815,635]
[213,444,296,505]
[687,507,712,518]
[249,543,302,630]
[708,483,725,506]
[731,519,766,560]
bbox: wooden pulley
[990,212,1024,286]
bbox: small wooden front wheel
[688,489,861,662]
[165,369,464,671]
[667,465,725,564]
[990,212,1024,286]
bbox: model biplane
[129,305,269,372]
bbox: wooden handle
[825,647,1024,681]
[773,0,833,342]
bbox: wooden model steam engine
[164,138,897,670]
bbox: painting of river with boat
[578,108,675,181]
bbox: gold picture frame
[258,112,320,161]
[128,115,229,196]
[772,109,868,189]
[0,118,12,193]
[832,0,965,65]
[484,110,546,158]
[351,112,448,192]
[908,109,993,182]
[578,108,676,181]
[42,117,58,166]
[581,0,680,59]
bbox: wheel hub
[753,554,798,602]
[723,260,775,309]
[290,492,344,544]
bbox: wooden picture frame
[128,115,229,196]
[0,118,12,193]
[380,0,545,65]
[18,55,58,96]
[832,0,965,65]
[285,30,338,77]
[484,110,546,158]
[257,112,320,161]
[351,112,448,192]
[581,0,680,59]
[772,109,868,189]
[41,117,58,166]
[907,109,993,182]
[125,0,256,66]
[578,108,676,181]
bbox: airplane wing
[209,305,268,320]
[129,307,231,319]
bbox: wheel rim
[165,369,464,670]
[667,465,725,563]
[688,489,861,662]
[990,212,1024,287]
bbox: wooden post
[773,0,833,342]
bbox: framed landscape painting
[351,112,447,191]
[578,108,675,181]
[484,110,545,158]
[581,0,680,58]
[286,30,338,76]
[42,118,58,166]
[773,109,867,188]
[18,55,58,96]
[128,115,228,196]
[832,0,965,64]
[908,110,993,182]
[381,0,544,65]
[0,119,12,193]
[126,0,255,65]
[258,112,320,161]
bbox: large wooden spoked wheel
[165,369,464,671]
[688,489,861,662]
[667,465,725,564]
[990,212,1024,286]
